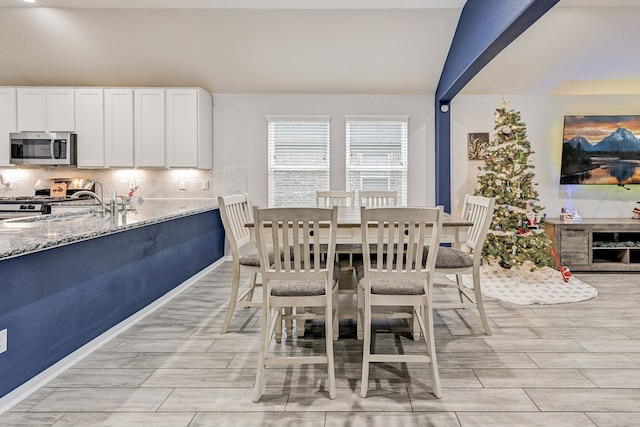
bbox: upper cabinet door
[17,88,46,131]
[134,88,165,167]
[75,88,105,168]
[0,88,17,167]
[105,88,134,167]
[166,88,212,169]
[46,88,75,131]
[166,88,198,167]
[16,87,75,132]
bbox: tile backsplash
[0,167,246,200]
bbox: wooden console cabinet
[546,218,640,272]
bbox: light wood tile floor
[2,262,640,426]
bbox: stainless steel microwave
[10,132,77,166]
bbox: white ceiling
[0,0,638,95]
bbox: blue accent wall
[0,210,224,398]
[434,0,560,211]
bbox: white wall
[213,94,434,208]
[451,94,640,218]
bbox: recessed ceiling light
[23,0,36,3]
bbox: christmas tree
[475,98,554,268]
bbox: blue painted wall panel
[0,210,224,398]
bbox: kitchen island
[0,198,219,260]
[0,199,225,402]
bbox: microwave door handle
[50,140,56,159]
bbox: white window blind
[346,116,408,206]
[267,116,330,207]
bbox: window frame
[345,115,408,206]
[266,115,331,207]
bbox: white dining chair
[359,190,398,207]
[356,206,443,398]
[316,190,355,207]
[252,206,339,402]
[317,190,358,263]
[218,193,264,334]
[434,195,495,335]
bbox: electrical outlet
[179,180,186,190]
[0,329,7,354]
[129,180,136,190]
[201,180,209,190]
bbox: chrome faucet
[71,181,107,216]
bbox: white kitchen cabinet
[104,88,134,167]
[46,88,75,131]
[165,88,213,169]
[0,88,17,166]
[75,88,105,168]
[16,87,46,131]
[134,88,165,167]
[16,87,75,132]
[9,86,212,170]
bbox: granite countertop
[49,199,103,207]
[0,198,218,260]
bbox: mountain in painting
[564,135,594,151]
[564,128,640,152]
[593,128,640,152]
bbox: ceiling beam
[434,0,560,212]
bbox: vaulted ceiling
[0,0,638,95]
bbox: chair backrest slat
[460,195,495,261]
[218,193,253,257]
[359,190,398,207]
[316,190,355,207]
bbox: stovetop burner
[0,197,52,217]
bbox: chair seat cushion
[239,246,277,267]
[271,277,338,297]
[353,261,425,295]
[367,278,425,295]
[270,261,340,296]
[432,246,473,269]
[238,249,261,266]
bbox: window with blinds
[346,116,408,205]
[267,116,330,207]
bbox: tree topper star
[498,96,511,109]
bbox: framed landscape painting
[560,115,640,185]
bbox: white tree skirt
[450,261,599,305]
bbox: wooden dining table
[246,206,473,245]
[332,206,471,245]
